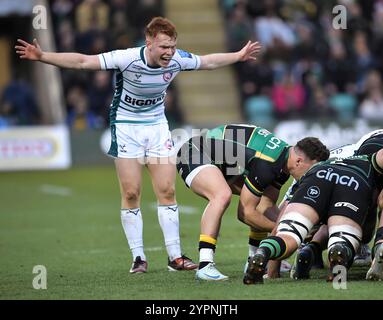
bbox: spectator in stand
[75,0,110,54]
[75,0,109,34]
[309,87,335,118]
[226,2,255,53]
[110,10,134,49]
[271,70,305,119]
[359,69,383,122]
[0,75,40,126]
[371,0,383,74]
[56,19,76,52]
[87,71,112,126]
[0,96,15,128]
[51,0,74,26]
[324,42,356,95]
[164,84,183,130]
[253,0,296,59]
[237,54,274,102]
[352,31,377,93]
[66,84,102,130]
[127,0,163,43]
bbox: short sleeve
[175,49,201,71]
[244,158,277,197]
[98,49,132,71]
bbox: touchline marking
[40,184,72,196]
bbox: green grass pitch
[0,165,382,300]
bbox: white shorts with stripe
[109,122,175,158]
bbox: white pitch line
[40,184,72,196]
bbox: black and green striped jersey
[206,124,291,196]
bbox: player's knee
[212,188,232,210]
[123,188,141,203]
[328,224,361,255]
[276,212,314,247]
[157,185,176,202]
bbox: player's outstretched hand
[15,38,42,61]
[238,40,262,62]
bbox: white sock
[121,208,146,261]
[249,244,258,257]
[200,248,214,263]
[157,205,181,261]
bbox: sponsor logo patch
[307,186,320,198]
[334,202,359,212]
[177,49,192,58]
[316,167,359,191]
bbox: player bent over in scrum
[243,149,383,284]
[177,124,329,281]
[289,129,383,280]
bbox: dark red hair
[145,17,177,39]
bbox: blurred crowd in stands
[2,0,383,129]
[221,0,383,124]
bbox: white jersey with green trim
[98,46,201,125]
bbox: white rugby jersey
[98,46,201,124]
[330,129,383,158]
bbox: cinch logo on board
[316,167,359,191]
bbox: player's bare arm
[378,189,383,210]
[376,148,383,171]
[15,38,101,70]
[237,186,276,231]
[199,40,261,70]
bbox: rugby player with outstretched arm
[15,17,262,274]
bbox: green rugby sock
[259,236,287,260]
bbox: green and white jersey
[206,124,289,164]
[206,124,291,196]
[98,47,201,125]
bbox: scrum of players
[176,124,383,283]
[243,128,383,284]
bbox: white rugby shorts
[109,122,175,158]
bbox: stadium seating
[244,95,274,128]
[329,93,357,123]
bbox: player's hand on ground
[15,38,42,61]
[238,40,262,62]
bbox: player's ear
[145,37,152,49]
[296,156,304,167]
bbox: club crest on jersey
[163,72,173,82]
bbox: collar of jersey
[140,46,161,69]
